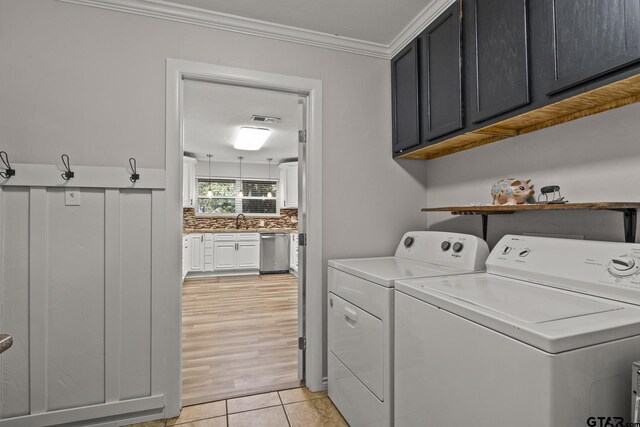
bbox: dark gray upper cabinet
[419,1,463,141]
[546,0,640,95]
[391,39,420,154]
[466,0,530,123]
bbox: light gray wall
[425,103,640,248]
[0,0,428,386]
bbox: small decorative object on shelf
[538,185,566,204]
[491,178,534,205]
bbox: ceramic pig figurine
[491,179,534,205]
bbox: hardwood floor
[182,273,302,406]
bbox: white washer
[328,231,489,427]
[395,234,640,427]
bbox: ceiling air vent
[250,115,281,124]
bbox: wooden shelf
[400,74,640,160]
[422,202,640,242]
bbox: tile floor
[127,387,348,427]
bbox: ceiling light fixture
[237,156,244,198]
[206,154,213,198]
[234,127,271,151]
[267,158,273,198]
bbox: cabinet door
[391,39,420,154]
[546,0,640,94]
[466,0,530,123]
[188,234,204,271]
[420,1,463,141]
[182,158,197,207]
[285,165,298,208]
[214,242,236,270]
[279,167,287,208]
[290,234,295,269]
[236,242,260,269]
[182,235,190,274]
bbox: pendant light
[206,154,213,198]
[266,158,273,198]
[237,156,244,198]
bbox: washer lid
[328,257,470,287]
[396,274,640,353]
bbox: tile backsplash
[183,208,299,230]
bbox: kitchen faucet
[236,214,246,230]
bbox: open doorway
[180,79,306,406]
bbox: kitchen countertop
[183,228,298,234]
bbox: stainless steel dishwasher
[260,233,291,274]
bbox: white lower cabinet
[183,232,261,273]
[188,233,204,272]
[214,242,237,270]
[290,233,299,271]
[237,241,260,269]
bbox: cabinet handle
[201,235,203,242]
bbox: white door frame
[164,58,323,417]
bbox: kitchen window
[196,178,278,215]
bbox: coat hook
[0,152,15,179]
[129,157,140,183]
[61,154,74,180]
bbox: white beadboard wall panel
[0,186,165,424]
[0,188,30,419]
[46,189,106,411]
[119,190,152,400]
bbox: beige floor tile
[284,397,347,427]
[126,421,166,427]
[227,391,281,414]
[227,406,289,427]
[170,416,227,427]
[278,387,327,404]
[166,400,227,426]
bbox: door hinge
[298,233,306,247]
[298,130,307,143]
[298,337,306,350]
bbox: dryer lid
[396,274,640,353]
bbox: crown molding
[388,0,455,58]
[57,0,452,59]
[57,0,390,58]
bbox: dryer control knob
[404,236,415,248]
[441,241,451,251]
[452,242,464,253]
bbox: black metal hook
[61,154,74,180]
[0,152,15,179]
[129,157,140,183]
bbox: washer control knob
[502,246,512,255]
[441,241,451,251]
[519,249,531,257]
[607,256,640,277]
[404,236,415,248]
[611,257,636,271]
[452,242,464,253]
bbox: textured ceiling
[183,79,300,164]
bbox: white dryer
[395,235,640,427]
[328,231,489,427]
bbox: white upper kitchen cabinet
[279,161,298,209]
[182,156,198,207]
